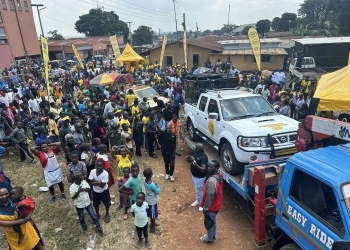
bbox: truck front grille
[272,133,298,144]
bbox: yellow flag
[183,29,187,69]
[159,35,167,69]
[40,36,50,101]
[248,28,261,71]
[110,35,121,65]
[72,44,84,69]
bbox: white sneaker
[191,200,199,207]
[170,176,174,182]
[165,174,169,180]
[110,195,116,198]
[111,201,115,205]
[199,207,203,212]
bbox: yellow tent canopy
[314,65,350,111]
[116,43,144,69]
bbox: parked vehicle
[183,88,299,175]
[125,85,169,109]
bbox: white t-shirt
[28,99,40,112]
[81,151,94,166]
[130,201,149,227]
[165,88,173,97]
[121,130,133,149]
[69,180,91,208]
[88,169,108,193]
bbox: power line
[39,13,76,28]
[79,0,176,22]
[101,0,182,17]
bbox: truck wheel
[280,243,301,250]
[188,120,200,142]
[220,143,244,175]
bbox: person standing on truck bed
[200,160,223,244]
[186,143,208,212]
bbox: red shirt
[17,196,35,217]
[35,148,57,169]
[200,174,223,213]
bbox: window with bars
[1,0,6,10]
[9,0,14,10]
[23,1,28,11]
[16,0,21,11]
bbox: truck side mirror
[208,113,219,120]
[332,241,350,250]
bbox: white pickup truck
[183,88,299,175]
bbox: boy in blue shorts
[119,164,142,208]
[143,168,161,235]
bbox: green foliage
[271,13,297,31]
[47,30,64,40]
[221,24,238,35]
[75,8,129,42]
[256,19,271,35]
[132,26,153,46]
[241,26,255,35]
[298,0,328,29]
[271,17,281,31]
[328,0,350,35]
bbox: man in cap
[59,116,72,146]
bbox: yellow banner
[183,29,187,69]
[159,35,167,69]
[72,44,84,69]
[248,28,261,71]
[110,35,121,65]
[40,36,50,101]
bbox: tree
[220,24,238,35]
[75,8,129,42]
[241,26,255,35]
[328,0,350,35]
[47,30,64,40]
[132,26,153,46]
[271,17,281,31]
[256,19,271,35]
[298,0,328,29]
[279,13,297,31]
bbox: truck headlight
[240,137,268,147]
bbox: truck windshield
[220,96,276,120]
[134,87,160,100]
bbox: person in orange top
[167,114,181,156]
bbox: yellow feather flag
[248,28,261,71]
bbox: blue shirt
[173,93,181,107]
[144,180,160,205]
[78,103,87,114]
[35,135,50,146]
[153,84,159,93]
[158,119,167,132]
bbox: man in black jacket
[159,125,176,182]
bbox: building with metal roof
[292,37,350,45]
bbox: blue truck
[181,125,350,250]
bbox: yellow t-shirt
[39,89,45,97]
[48,119,58,136]
[78,79,83,87]
[56,90,63,99]
[119,118,131,133]
[131,105,139,115]
[126,94,137,107]
[116,155,132,180]
[301,80,311,93]
[142,116,148,133]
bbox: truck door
[279,167,345,250]
[196,96,209,133]
[206,98,221,143]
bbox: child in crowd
[130,192,151,249]
[69,172,103,235]
[96,144,115,189]
[118,164,142,207]
[11,186,36,245]
[91,137,101,154]
[120,167,132,220]
[80,143,95,180]
[143,168,161,235]
[89,159,111,223]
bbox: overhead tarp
[314,65,350,111]
[116,43,144,69]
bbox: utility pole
[158,29,161,38]
[196,22,199,38]
[172,0,179,41]
[127,22,133,45]
[182,13,186,31]
[31,4,45,37]
[228,4,231,25]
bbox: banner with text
[159,35,167,69]
[72,44,84,69]
[40,36,50,100]
[248,27,261,71]
[110,35,121,65]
